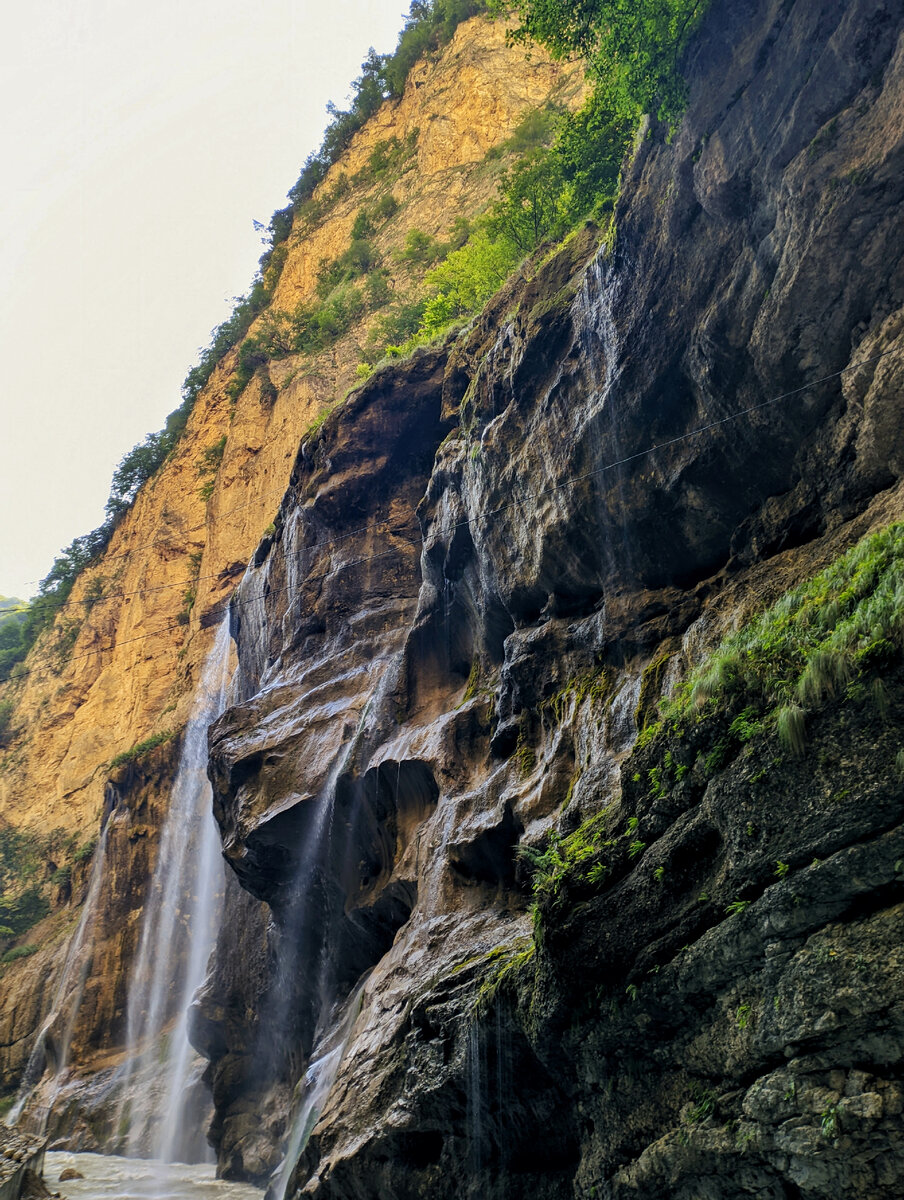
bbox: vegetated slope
[192,0,904,1192]
[0,15,582,1104]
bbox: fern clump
[520,810,614,915]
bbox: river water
[45,1152,263,1200]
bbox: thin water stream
[270,982,366,1200]
[6,820,113,1130]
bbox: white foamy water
[119,617,234,1161]
[46,1151,263,1200]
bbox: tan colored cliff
[0,15,583,1090]
[0,17,581,840]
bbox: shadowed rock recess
[195,1,904,1196]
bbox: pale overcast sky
[0,0,407,599]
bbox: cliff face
[199,0,904,1194]
[0,16,581,1111]
[3,1,904,1195]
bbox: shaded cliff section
[199,0,904,1193]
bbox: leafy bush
[372,193,401,222]
[520,810,614,916]
[0,886,50,939]
[197,436,227,477]
[0,699,14,744]
[0,830,40,892]
[397,228,448,266]
[501,0,710,124]
[364,269,394,309]
[319,239,382,292]
[295,285,366,353]
[418,231,520,335]
[493,104,560,156]
[687,524,904,716]
[109,729,175,769]
[363,298,429,362]
[2,945,39,964]
[487,147,574,252]
[351,208,376,240]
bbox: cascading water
[576,250,636,581]
[6,819,113,1131]
[269,982,366,1200]
[117,617,233,1163]
[466,1019,485,1197]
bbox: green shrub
[397,228,448,266]
[677,523,904,733]
[319,240,382,293]
[0,887,49,938]
[418,231,520,335]
[363,297,428,362]
[0,699,13,744]
[351,209,376,240]
[502,0,711,125]
[521,810,614,914]
[109,729,175,769]
[2,945,39,964]
[496,105,560,155]
[625,521,904,812]
[365,269,393,310]
[373,193,400,222]
[197,436,227,477]
[295,284,366,352]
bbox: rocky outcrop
[0,1131,46,1200]
[199,0,904,1194]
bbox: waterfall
[118,617,233,1163]
[5,819,112,1131]
[576,249,636,583]
[269,982,366,1200]
[466,1019,485,1197]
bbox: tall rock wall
[1,0,902,1194]
[0,16,582,1118]
[199,0,904,1194]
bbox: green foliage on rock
[109,729,176,769]
[418,231,522,336]
[621,522,904,809]
[498,0,710,124]
[520,810,614,917]
[1,944,39,964]
[0,825,98,953]
[672,522,904,748]
[0,698,13,744]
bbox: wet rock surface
[0,1130,47,1200]
[198,0,904,1194]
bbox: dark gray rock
[196,0,904,1194]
